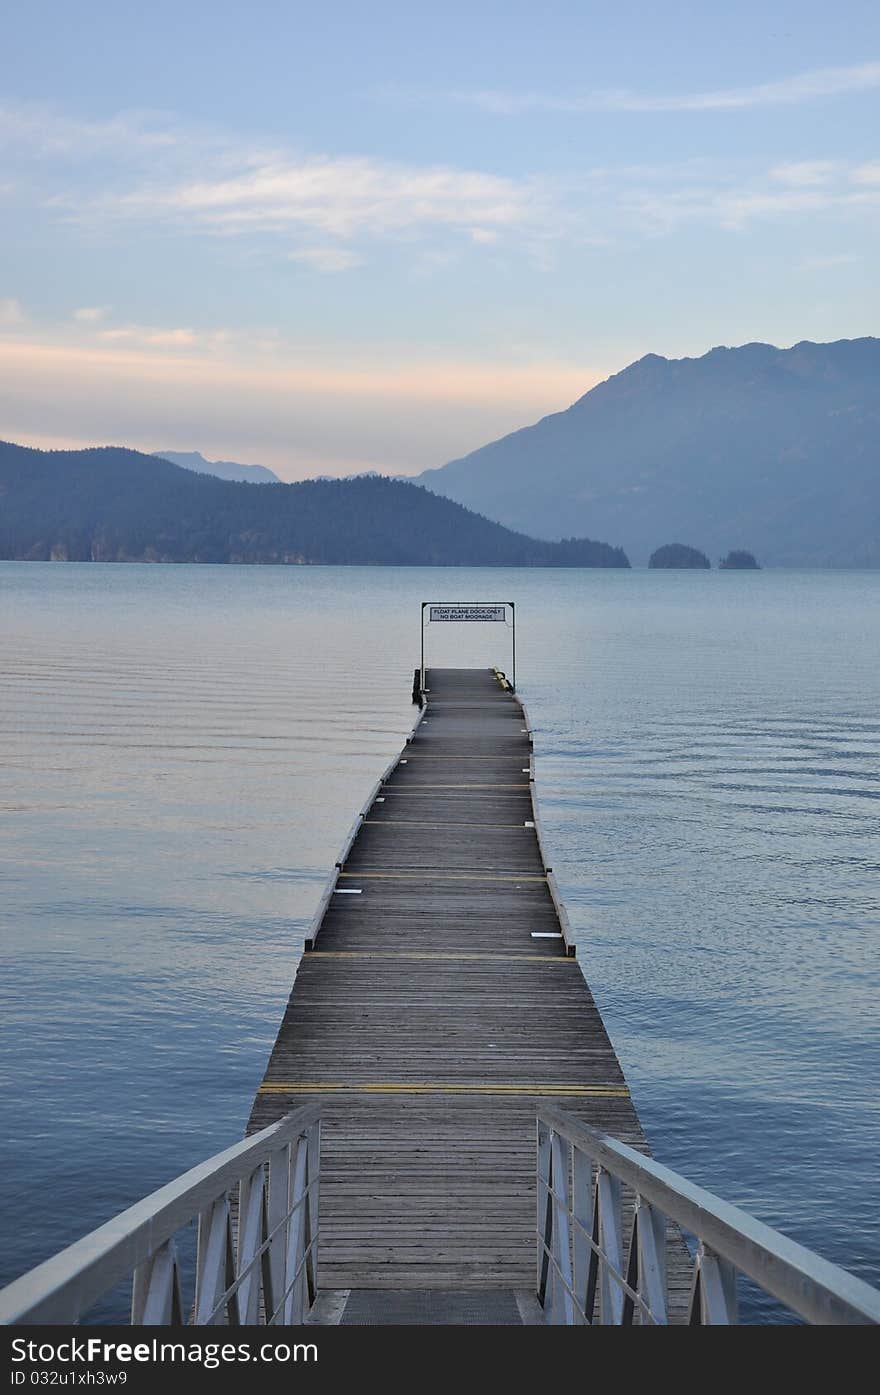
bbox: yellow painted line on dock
[364,820,533,830]
[376,790,534,798]
[384,783,531,790]
[338,870,547,884]
[305,951,577,964]
[258,1082,630,1097]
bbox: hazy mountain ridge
[153,450,280,484]
[0,441,628,567]
[415,337,880,566]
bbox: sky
[1,0,879,478]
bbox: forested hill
[0,441,629,567]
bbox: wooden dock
[247,668,690,1319]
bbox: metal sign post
[420,601,516,692]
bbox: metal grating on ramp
[340,1288,523,1325]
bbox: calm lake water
[1,562,878,1321]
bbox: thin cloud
[0,101,540,249]
[2,100,548,257]
[620,164,880,232]
[93,323,260,352]
[99,325,200,349]
[771,161,838,186]
[712,188,845,227]
[395,60,880,116]
[798,253,857,271]
[0,102,181,158]
[73,305,109,322]
[0,296,26,327]
[103,157,540,244]
[288,246,363,272]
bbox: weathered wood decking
[248,668,689,1313]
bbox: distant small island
[649,543,711,569]
[719,550,760,570]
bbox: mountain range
[153,450,280,484]
[0,441,628,567]
[414,337,880,567]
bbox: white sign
[429,605,506,623]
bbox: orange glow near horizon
[0,334,608,478]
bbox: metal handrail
[0,1105,321,1326]
[537,1105,880,1325]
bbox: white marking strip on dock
[531,931,563,938]
[334,888,363,894]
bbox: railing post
[131,1261,149,1326]
[690,1243,738,1324]
[265,1143,290,1324]
[572,1145,593,1322]
[621,1210,639,1325]
[305,1122,321,1307]
[550,1130,575,1324]
[282,1134,309,1324]
[194,1196,238,1324]
[536,1119,553,1309]
[635,1198,668,1324]
[597,1169,624,1324]
[237,1166,268,1324]
[135,1241,184,1325]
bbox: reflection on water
[1,563,878,1322]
